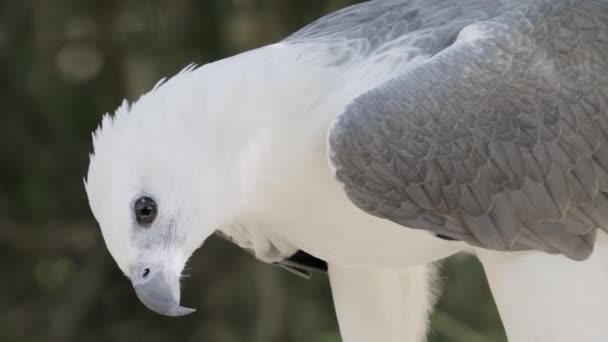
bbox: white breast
[223,42,468,268]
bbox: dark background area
[0,1,506,341]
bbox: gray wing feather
[285,0,509,55]
[329,0,608,260]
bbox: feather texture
[329,0,608,260]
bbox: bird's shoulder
[328,0,608,260]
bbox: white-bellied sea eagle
[85,0,608,341]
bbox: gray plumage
[322,0,608,260]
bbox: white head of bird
[84,63,256,316]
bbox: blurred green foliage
[0,1,506,341]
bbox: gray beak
[132,268,195,317]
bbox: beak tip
[131,270,196,317]
[171,306,197,317]
[134,288,197,317]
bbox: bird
[84,0,608,341]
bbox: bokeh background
[0,1,506,341]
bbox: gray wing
[329,0,608,261]
[285,0,509,54]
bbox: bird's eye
[134,196,157,226]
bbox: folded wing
[329,0,608,260]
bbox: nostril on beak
[142,268,151,279]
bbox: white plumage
[86,0,608,340]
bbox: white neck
[167,42,463,267]
[165,43,354,260]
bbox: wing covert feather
[329,0,608,260]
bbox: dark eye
[134,196,157,226]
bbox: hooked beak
[131,268,196,317]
